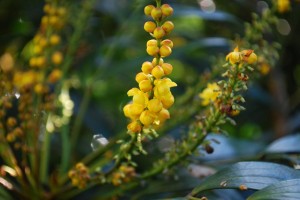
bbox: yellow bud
[161,39,173,48]
[144,5,155,16]
[146,46,159,56]
[247,52,257,64]
[34,83,44,94]
[49,34,61,45]
[139,79,153,92]
[48,69,62,83]
[142,61,153,74]
[161,63,173,75]
[147,98,163,113]
[159,45,172,57]
[151,7,162,21]
[49,16,59,26]
[129,103,144,116]
[147,39,157,47]
[140,110,156,126]
[36,56,46,68]
[153,27,165,39]
[158,108,170,122]
[51,51,63,65]
[162,21,174,33]
[135,72,148,83]
[152,65,164,79]
[161,93,174,108]
[161,4,174,17]
[144,21,156,33]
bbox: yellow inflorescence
[68,163,90,189]
[123,2,176,133]
[199,83,221,106]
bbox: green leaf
[247,179,300,200]
[190,162,300,196]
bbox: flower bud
[161,39,173,48]
[144,21,156,33]
[51,51,63,65]
[161,4,173,17]
[152,66,164,79]
[139,79,153,92]
[136,72,148,83]
[147,39,157,47]
[49,34,61,45]
[159,45,172,57]
[152,58,164,66]
[162,21,174,33]
[144,5,155,16]
[151,7,162,21]
[161,63,173,75]
[153,27,165,39]
[141,61,153,74]
[146,46,159,56]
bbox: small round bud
[144,21,156,33]
[144,5,155,16]
[151,65,164,79]
[161,39,173,48]
[141,61,153,74]
[51,51,63,65]
[153,27,165,39]
[146,46,159,56]
[57,7,67,16]
[162,21,174,33]
[139,79,153,92]
[161,93,174,108]
[135,72,148,83]
[159,45,172,57]
[48,69,62,83]
[147,39,157,47]
[49,16,59,26]
[151,7,162,21]
[161,4,174,17]
[161,63,173,75]
[49,34,61,45]
[36,56,46,68]
[247,52,257,64]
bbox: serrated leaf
[190,162,300,196]
[265,134,300,154]
[247,179,300,200]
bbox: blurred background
[1,0,300,198]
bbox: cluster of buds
[123,2,177,134]
[111,165,136,186]
[27,2,66,93]
[199,47,257,116]
[68,163,90,189]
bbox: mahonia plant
[123,1,176,141]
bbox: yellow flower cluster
[123,2,176,133]
[277,0,290,13]
[68,163,90,189]
[226,46,257,65]
[111,165,136,186]
[23,2,66,93]
[199,83,221,106]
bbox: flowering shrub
[0,0,299,199]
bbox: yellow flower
[241,49,257,64]
[13,70,43,89]
[226,46,241,64]
[278,0,290,13]
[199,83,221,106]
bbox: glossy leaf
[190,162,300,196]
[247,179,300,200]
[265,134,300,154]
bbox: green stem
[70,86,91,153]
[60,124,71,174]
[40,129,51,183]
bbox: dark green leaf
[190,162,300,196]
[247,179,300,200]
